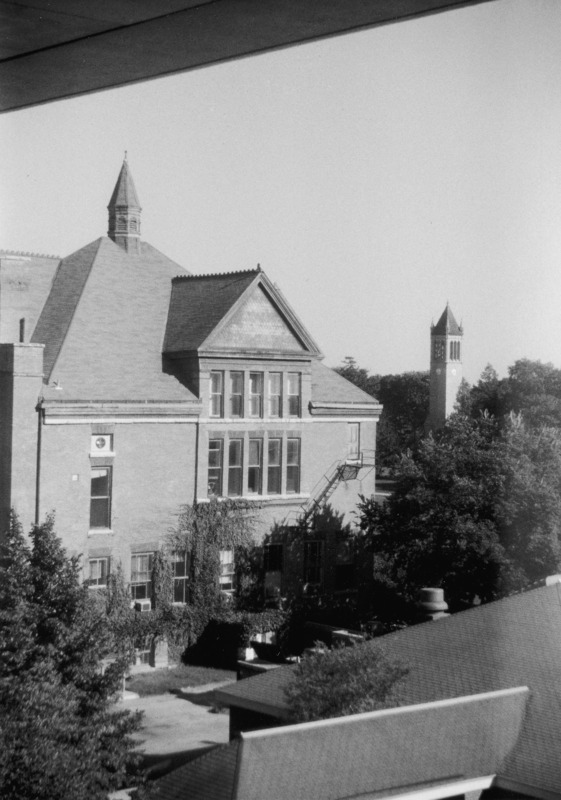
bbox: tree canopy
[284,642,408,723]
[335,358,429,467]
[0,515,142,800]
[359,413,561,609]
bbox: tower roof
[108,156,141,209]
[432,303,462,336]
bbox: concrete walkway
[119,682,233,779]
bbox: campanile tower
[107,154,142,254]
[427,303,463,430]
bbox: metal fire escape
[283,450,375,529]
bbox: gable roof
[216,582,561,796]
[432,303,462,336]
[31,237,198,402]
[153,688,528,800]
[163,269,321,356]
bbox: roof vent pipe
[417,587,449,621]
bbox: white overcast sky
[1,0,561,384]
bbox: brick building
[0,159,381,599]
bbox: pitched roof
[311,360,380,405]
[108,158,141,208]
[163,269,321,356]
[31,237,197,402]
[432,303,462,336]
[217,582,561,795]
[153,688,528,800]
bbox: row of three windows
[209,437,300,496]
[210,371,301,418]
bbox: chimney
[417,587,449,621]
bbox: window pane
[347,423,360,459]
[88,558,108,587]
[286,439,300,493]
[229,371,243,417]
[287,373,301,417]
[90,498,110,528]
[210,371,223,417]
[248,439,262,494]
[249,372,263,418]
[268,372,282,417]
[91,468,110,497]
[219,549,235,593]
[208,439,223,496]
[130,553,153,601]
[304,541,323,585]
[228,440,243,496]
[173,551,190,603]
[268,438,282,494]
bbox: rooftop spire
[431,303,463,336]
[107,157,142,253]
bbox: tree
[0,515,143,800]
[359,413,561,609]
[166,498,260,614]
[284,642,408,723]
[334,358,429,467]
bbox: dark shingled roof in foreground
[217,582,561,797]
[152,688,528,800]
[311,360,380,405]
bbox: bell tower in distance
[427,303,463,430]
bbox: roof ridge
[172,267,261,282]
[0,248,60,259]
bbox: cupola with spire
[107,154,142,254]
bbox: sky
[1,0,561,385]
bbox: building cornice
[39,400,202,422]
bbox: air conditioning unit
[134,599,151,612]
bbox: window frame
[249,372,264,418]
[287,372,301,417]
[303,540,323,587]
[208,438,224,497]
[89,466,112,530]
[87,557,109,588]
[286,437,301,494]
[228,439,244,497]
[267,437,282,494]
[209,371,224,418]
[172,550,191,604]
[267,372,282,418]
[248,438,263,495]
[130,552,154,601]
[229,371,244,418]
[219,549,235,595]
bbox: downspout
[35,403,42,525]
[193,418,199,504]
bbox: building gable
[205,283,306,354]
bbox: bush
[284,642,409,723]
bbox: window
[90,467,112,529]
[228,439,243,496]
[267,438,282,494]
[347,423,360,461]
[304,541,323,587]
[287,373,301,417]
[248,439,263,494]
[335,540,355,592]
[219,549,235,594]
[268,372,282,417]
[264,543,283,573]
[450,340,461,361]
[130,553,154,600]
[229,371,244,417]
[210,371,224,417]
[249,372,264,418]
[208,439,223,496]
[286,438,300,493]
[173,551,191,604]
[87,557,109,588]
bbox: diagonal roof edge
[31,238,104,380]
[197,269,322,356]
